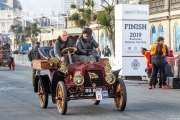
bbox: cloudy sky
[18,0,59,16]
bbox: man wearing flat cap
[28,42,41,86]
[54,30,79,65]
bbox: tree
[70,4,76,9]
[97,0,115,54]
[69,0,97,28]
[23,23,41,47]
[10,24,23,44]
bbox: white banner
[115,4,149,76]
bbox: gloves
[86,50,92,55]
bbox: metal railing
[12,54,31,67]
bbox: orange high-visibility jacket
[144,51,152,70]
[150,43,166,55]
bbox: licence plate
[96,90,108,100]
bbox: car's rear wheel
[38,80,48,108]
[114,79,127,111]
[91,93,100,105]
[56,81,68,115]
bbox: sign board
[115,4,149,76]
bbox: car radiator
[84,70,104,87]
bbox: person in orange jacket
[141,48,152,78]
[142,47,162,88]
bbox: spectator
[168,49,174,57]
[167,48,175,74]
[149,37,170,89]
[102,45,111,57]
[28,42,41,86]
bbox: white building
[59,0,75,14]
[0,0,22,34]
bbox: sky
[18,0,60,16]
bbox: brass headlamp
[73,75,84,86]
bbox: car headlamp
[73,75,84,86]
[104,61,112,74]
[105,73,116,85]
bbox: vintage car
[33,46,127,115]
[0,48,15,70]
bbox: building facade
[140,0,180,53]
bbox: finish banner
[115,4,149,76]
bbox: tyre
[11,61,15,70]
[91,93,100,105]
[38,80,48,108]
[56,81,68,115]
[114,79,127,111]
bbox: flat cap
[36,41,40,44]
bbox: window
[93,32,96,41]
[151,26,156,44]
[101,32,105,50]
[1,7,5,10]
[159,25,164,37]
[175,23,180,52]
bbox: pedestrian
[149,37,170,89]
[28,42,41,86]
[102,45,111,57]
[167,48,175,74]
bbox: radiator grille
[84,70,103,87]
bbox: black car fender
[51,70,65,101]
[113,69,121,82]
[34,74,51,94]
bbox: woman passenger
[76,28,99,62]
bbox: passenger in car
[76,28,99,62]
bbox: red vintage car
[33,47,127,115]
[0,50,15,70]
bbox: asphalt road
[0,66,180,120]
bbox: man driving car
[2,41,10,51]
[54,30,78,65]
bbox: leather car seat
[38,46,54,59]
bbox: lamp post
[83,0,85,8]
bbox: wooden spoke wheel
[114,79,127,111]
[56,81,68,115]
[38,80,48,108]
[91,93,100,105]
[61,47,74,56]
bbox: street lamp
[83,0,85,8]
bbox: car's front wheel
[56,81,68,115]
[114,78,127,111]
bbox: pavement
[0,66,180,120]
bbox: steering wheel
[61,47,75,56]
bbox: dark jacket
[54,37,75,59]
[76,37,99,55]
[2,43,10,51]
[165,63,174,77]
[28,46,41,62]
[102,47,111,57]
